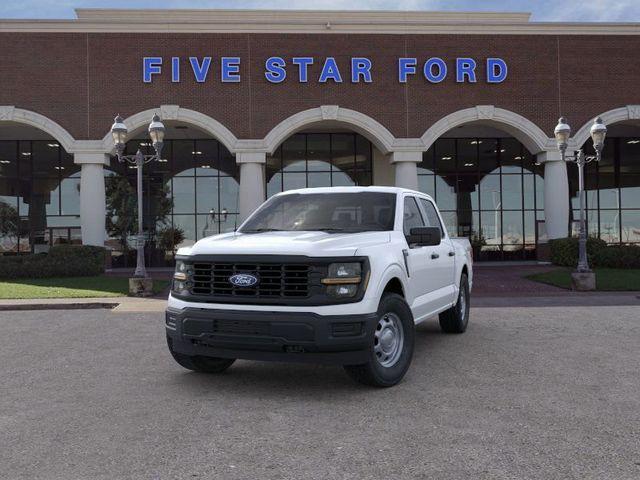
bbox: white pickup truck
[166,187,472,387]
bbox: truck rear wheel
[344,293,415,387]
[439,273,470,334]
[167,336,235,373]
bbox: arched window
[0,140,79,254]
[570,136,640,244]
[418,137,544,261]
[266,133,373,197]
[106,138,239,267]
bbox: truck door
[402,196,442,319]
[417,197,457,307]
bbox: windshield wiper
[241,228,284,233]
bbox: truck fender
[369,263,409,302]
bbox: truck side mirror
[407,226,441,247]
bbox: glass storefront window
[266,133,373,196]
[0,140,80,254]
[569,136,640,245]
[418,136,545,260]
[621,210,640,243]
[106,138,239,267]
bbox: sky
[1,0,640,22]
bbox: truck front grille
[190,262,310,299]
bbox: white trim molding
[100,105,239,154]
[263,106,397,155]
[3,10,640,35]
[421,105,553,154]
[571,105,640,149]
[0,106,76,153]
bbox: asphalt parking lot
[1,305,639,480]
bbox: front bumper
[166,307,378,365]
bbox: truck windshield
[240,192,396,233]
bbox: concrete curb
[0,302,120,311]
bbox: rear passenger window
[403,197,425,236]
[419,198,445,237]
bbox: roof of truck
[275,186,424,195]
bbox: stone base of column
[571,271,596,291]
[129,277,154,297]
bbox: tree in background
[105,175,173,254]
[0,201,22,251]
[157,226,185,260]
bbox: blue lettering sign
[265,56,287,83]
[221,57,241,83]
[398,58,417,83]
[292,57,314,82]
[143,57,162,83]
[319,57,343,83]
[189,57,211,83]
[351,57,372,83]
[171,57,180,83]
[424,57,447,83]
[142,55,508,85]
[456,58,477,83]
[487,58,508,83]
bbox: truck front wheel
[344,293,415,387]
[167,336,235,373]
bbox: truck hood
[182,231,391,257]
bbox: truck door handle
[431,253,439,259]
[448,251,455,257]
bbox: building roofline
[0,8,639,35]
[73,8,532,23]
[75,8,531,23]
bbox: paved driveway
[1,306,639,480]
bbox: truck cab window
[419,198,445,237]
[403,197,425,236]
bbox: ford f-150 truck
[166,187,472,387]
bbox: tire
[439,273,470,334]
[167,336,235,373]
[344,293,415,387]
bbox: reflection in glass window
[106,138,239,267]
[403,197,424,235]
[0,140,78,254]
[418,136,544,260]
[621,210,640,243]
[568,136,640,244]
[266,133,372,196]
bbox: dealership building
[1,9,639,265]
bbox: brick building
[1,9,639,265]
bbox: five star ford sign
[143,56,508,84]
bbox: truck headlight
[172,260,192,295]
[322,262,363,298]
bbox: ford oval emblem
[229,273,259,288]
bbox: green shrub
[549,237,607,267]
[593,245,640,269]
[550,237,640,269]
[0,245,106,279]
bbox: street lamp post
[554,116,607,287]
[110,114,165,281]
